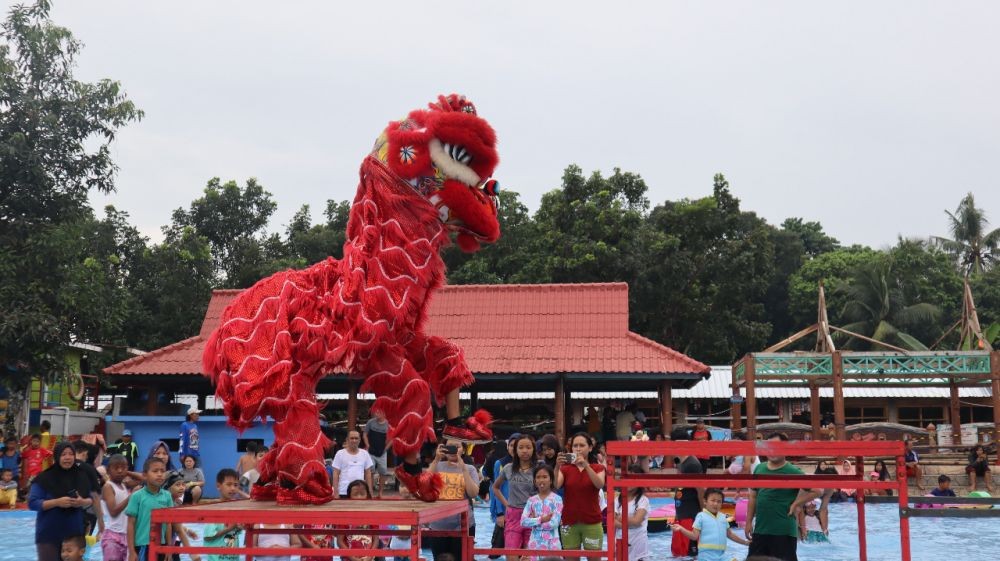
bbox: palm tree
[837,259,940,350]
[933,192,1000,276]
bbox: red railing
[605,440,910,561]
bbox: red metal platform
[149,498,470,560]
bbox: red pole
[246,525,256,561]
[149,517,161,560]
[606,453,616,561]
[856,455,867,561]
[898,453,911,561]
[461,509,471,561]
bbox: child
[125,457,176,561]
[339,480,377,561]
[0,468,17,508]
[101,455,132,561]
[672,489,750,561]
[387,486,415,561]
[1,436,20,483]
[864,471,889,497]
[799,499,829,543]
[613,482,650,561]
[179,454,205,504]
[203,469,244,561]
[520,464,563,561]
[235,441,259,475]
[239,445,267,495]
[254,522,298,561]
[60,535,86,561]
[492,434,537,561]
[930,474,956,497]
[22,434,54,486]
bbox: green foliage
[787,246,881,328]
[1,0,997,397]
[780,218,840,258]
[837,254,941,350]
[521,166,649,284]
[933,192,1000,276]
[166,177,277,287]
[0,1,141,400]
[631,174,774,363]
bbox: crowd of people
[0,407,996,561]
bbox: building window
[898,407,945,428]
[960,406,993,424]
[844,407,887,424]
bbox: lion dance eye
[482,178,499,197]
[443,143,473,165]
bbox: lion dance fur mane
[202,94,500,504]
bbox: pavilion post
[554,375,566,446]
[992,351,1000,461]
[146,385,159,416]
[731,362,742,432]
[810,383,821,440]
[347,380,358,432]
[832,351,846,440]
[949,381,962,448]
[659,381,673,438]
[746,356,757,440]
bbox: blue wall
[107,415,274,499]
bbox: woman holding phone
[29,442,95,561]
[427,439,480,561]
[555,432,606,561]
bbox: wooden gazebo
[731,282,1000,445]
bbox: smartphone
[443,445,459,455]
[67,489,79,498]
[564,452,576,463]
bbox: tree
[835,250,941,351]
[124,226,214,350]
[166,177,277,287]
[780,217,840,258]
[284,200,350,266]
[0,0,142,433]
[632,174,774,363]
[519,165,650,284]
[933,192,1000,276]
[787,246,880,329]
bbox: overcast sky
[45,1,1000,248]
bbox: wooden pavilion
[731,281,1000,445]
[104,282,710,443]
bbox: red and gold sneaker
[442,410,493,444]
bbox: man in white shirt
[332,430,374,498]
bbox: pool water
[0,501,990,561]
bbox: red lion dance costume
[202,94,500,504]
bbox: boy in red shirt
[21,434,53,490]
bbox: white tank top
[104,481,130,533]
[256,525,291,561]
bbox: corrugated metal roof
[106,284,710,378]
[682,366,994,399]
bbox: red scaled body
[202,95,500,504]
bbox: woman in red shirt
[555,433,606,561]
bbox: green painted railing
[733,351,993,385]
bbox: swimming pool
[0,501,990,561]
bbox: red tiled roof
[105,283,709,377]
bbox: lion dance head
[371,93,501,252]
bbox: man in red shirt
[20,434,53,490]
